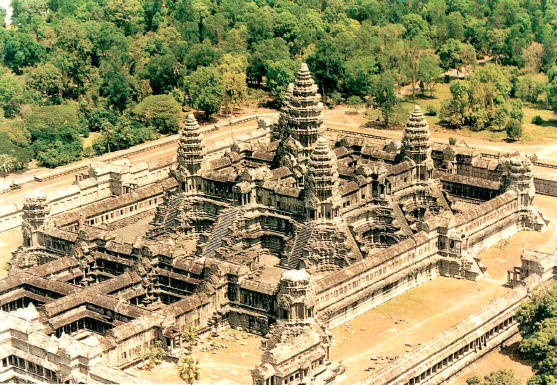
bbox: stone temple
[0,63,549,385]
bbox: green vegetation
[467,370,520,385]
[140,340,165,371]
[516,282,557,385]
[178,354,200,385]
[0,0,556,169]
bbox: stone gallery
[0,64,550,384]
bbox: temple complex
[0,63,550,384]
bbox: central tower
[285,63,324,163]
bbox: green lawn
[82,131,101,148]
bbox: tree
[307,38,345,101]
[181,325,198,352]
[217,54,249,115]
[401,13,429,40]
[0,72,27,118]
[467,370,519,385]
[140,340,165,371]
[264,59,298,106]
[417,54,442,96]
[0,30,46,74]
[131,94,182,134]
[548,79,557,114]
[178,355,200,385]
[183,67,224,119]
[523,42,545,74]
[101,68,138,112]
[369,72,398,127]
[92,116,157,154]
[404,36,430,98]
[439,39,476,76]
[0,154,16,176]
[248,37,290,86]
[25,105,84,167]
[516,73,548,104]
[26,62,66,104]
[145,53,181,94]
[505,118,522,141]
[343,56,378,97]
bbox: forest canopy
[0,0,556,169]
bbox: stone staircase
[287,222,314,269]
[202,207,240,258]
[163,194,185,231]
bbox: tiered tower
[176,114,204,191]
[22,191,49,247]
[284,63,324,162]
[506,156,536,207]
[306,137,339,201]
[401,105,433,181]
[305,137,340,221]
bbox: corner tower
[286,63,324,162]
[176,113,204,191]
[22,191,49,247]
[401,105,433,181]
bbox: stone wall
[315,232,440,327]
[313,190,530,328]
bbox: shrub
[329,91,343,106]
[532,115,544,125]
[505,118,522,141]
[346,95,364,107]
[449,137,457,145]
[425,104,438,116]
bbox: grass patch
[82,131,101,148]
[394,81,557,144]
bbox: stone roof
[433,170,501,190]
[315,232,430,292]
[53,178,177,227]
[451,189,517,227]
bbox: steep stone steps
[202,207,240,258]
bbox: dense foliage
[516,282,557,385]
[0,0,556,169]
[467,370,520,385]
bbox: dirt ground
[0,227,21,278]
[129,329,262,385]
[112,214,155,244]
[331,278,510,385]
[480,194,557,284]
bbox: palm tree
[181,325,198,352]
[178,354,200,385]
